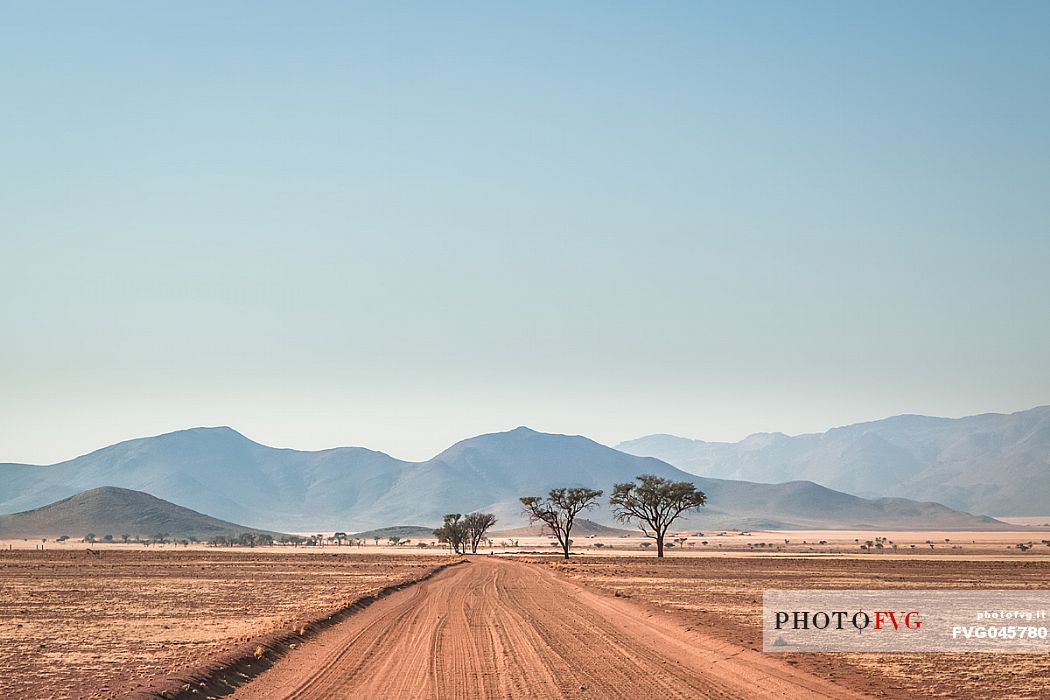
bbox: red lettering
[904,612,922,630]
[874,611,900,630]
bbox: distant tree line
[433,512,498,554]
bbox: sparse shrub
[521,488,602,560]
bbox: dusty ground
[6,526,1050,557]
[0,549,446,699]
[542,555,1050,700]
[4,541,1050,699]
[231,557,865,700]
[501,528,1050,558]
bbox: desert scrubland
[0,550,445,699]
[493,527,1050,558]
[2,537,1049,699]
[543,555,1050,699]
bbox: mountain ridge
[0,424,1015,531]
[618,405,1050,516]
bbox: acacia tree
[463,513,497,554]
[434,513,468,554]
[520,487,603,560]
[609,474,706,558]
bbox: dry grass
[0,549,447,699]
[542,555,1050,699]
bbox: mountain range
[0,486,280,540]
[618,406,1050,516]
[0,425,1007,531]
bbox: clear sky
[2,2,1048,464]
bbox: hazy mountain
[617,406,1050,516]
[0,426,1008,531]
[0,487,281,540]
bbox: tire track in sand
[231,557,871,700]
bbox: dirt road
[232,557,867,699]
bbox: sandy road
[232,557,867,700]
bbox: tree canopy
[520,487,603,560]
[463,512,497,554]
[433,513,468,554]
[609,474,706,557]
[434,512,496,554]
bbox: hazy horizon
[3,3,1048,465]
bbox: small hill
[492,518,636,538]
[351,525,436,540]
[0,487,283,540]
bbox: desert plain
[2,527,1049,699]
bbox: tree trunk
[656,535,664,558]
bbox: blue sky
[2,2,1048,462]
